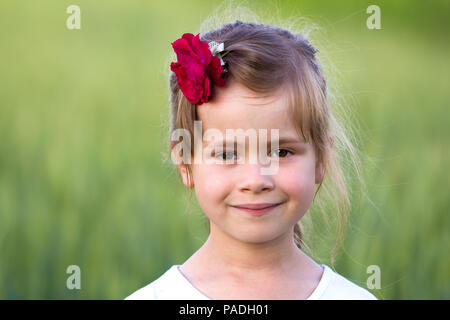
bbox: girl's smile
[229,201,285,216]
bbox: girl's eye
[270,148,292,158]
[215,151,237,161]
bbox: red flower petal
[206,56,226,87]
[201,76,211,104]
[191,33,212,67]
[170,62,203,104]
[171,36,200,64]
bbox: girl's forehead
[198,103,293,135]
[197,82,292,131]
[203,80,287,107]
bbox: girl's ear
[170,142,194,188]
[178,162,194,188]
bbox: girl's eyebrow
[277,136,305,144]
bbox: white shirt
[125,264,378,300]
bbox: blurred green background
[0,0,448,299]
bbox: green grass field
[0,0,448,299]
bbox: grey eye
[216,151,237,160]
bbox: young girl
[126,19,377,300]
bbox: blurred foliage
[0,0,448,299]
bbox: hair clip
[209,41,230,73]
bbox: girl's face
[178,81,325,244]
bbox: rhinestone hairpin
[208,41,228,69]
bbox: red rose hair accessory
[170,33,229,105]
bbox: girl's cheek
[194,164,233,197]
[278,161,316,197]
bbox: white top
[125,264,378,300]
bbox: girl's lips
[230,202,283,215]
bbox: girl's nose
[237,163,275,193]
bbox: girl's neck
[182,222,321,283]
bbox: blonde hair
[164,3,364,266]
